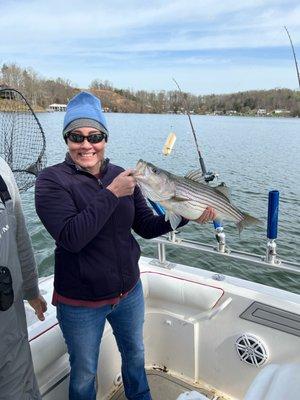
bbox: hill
[1,63,299,116]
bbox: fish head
[134,159,175,202]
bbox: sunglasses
[67,132,107,144]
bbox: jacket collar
[64,152,110,176]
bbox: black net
[0,88,46,192]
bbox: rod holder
[158,242,166,264]
[213,221,227,253]
[265,190,280,264]
[148,199,180,266]
[148,199,165,216]
[267,190,279,239]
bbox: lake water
[21,112,300,294]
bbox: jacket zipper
[77,169,124,297]
[112,212,125,297]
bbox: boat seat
[244,363,300,400]
[141,271,226,322]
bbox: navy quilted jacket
[35,157,187,301]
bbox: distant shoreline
[0,107,299,118]
[29,109,300,118]
[1,68,300,117]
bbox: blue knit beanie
[63,92,108,138]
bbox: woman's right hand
[107,170,136,198]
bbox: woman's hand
[195,206,217,224]
[107,169,136,198]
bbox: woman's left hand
[195,206,217,224]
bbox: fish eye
[152,167,157,174]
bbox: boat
[2,87,299,399]
[25,194,300,400]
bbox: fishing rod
[172,78,217,183]
[284,26,300,89]
[170,79,226,250]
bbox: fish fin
[164,211,169,222]
[184,169,205,183]
[166,211,182,230]
[214,182,231,201]
[236,212,262,235]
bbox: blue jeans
[56,279,151,400]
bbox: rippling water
[21,113,300,294]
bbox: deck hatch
[240,301,300,337]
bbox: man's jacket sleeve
[5,161,40,300]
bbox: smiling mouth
[79,153,96,158]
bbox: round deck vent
[236,334,268,367]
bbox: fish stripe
[176,181,243,221]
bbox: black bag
[0,267,14,311]
[0,174,11,205]
[0,175,14,311]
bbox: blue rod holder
[148,199,165,216]
[267,190,279,239]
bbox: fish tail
[236,212,262,235]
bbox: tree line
[1,63,299,116]
[0,63,76,108]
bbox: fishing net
[0,88,46,192]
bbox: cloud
[1,1,299,48]
[0,0,299,92]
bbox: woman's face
[67,127,107,175]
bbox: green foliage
[1,63,299,116]
[0,63,76,108]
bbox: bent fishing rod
[284,26,300,89]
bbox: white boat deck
[27,256,300,400]
[110,370,229,400]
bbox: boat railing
[151,234,300,276]
[149,190,300,276]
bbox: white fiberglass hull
[26,256,300,400]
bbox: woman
[35,91,215,400]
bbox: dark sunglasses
[67,132,107,144]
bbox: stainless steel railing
[151,233,300,275]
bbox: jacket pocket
[0,266,14,311]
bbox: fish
[134,159,261,232]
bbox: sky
[0,0,300,95]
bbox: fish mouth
[134,159,147,177]
[133,172,147,182]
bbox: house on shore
[257,108,267,116]
[47,103,67,112]
[273,109,291,115]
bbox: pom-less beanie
[63,92,108,138]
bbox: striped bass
[134,159,261,232]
